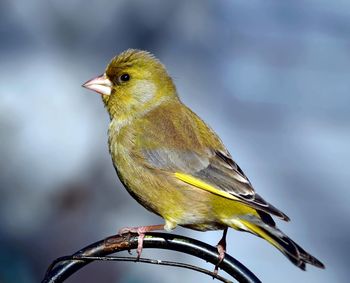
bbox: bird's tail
[238,216,325,270]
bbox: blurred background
[0,0,349,282]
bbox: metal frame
[42,232,261,283]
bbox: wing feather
[142,148,290,221]
[137,102,289,221]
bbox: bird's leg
[119,224,165,259]
[215,228,228,274]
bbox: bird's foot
[118,224,164,259]
[214,228,228,275]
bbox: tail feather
[239,216,325,270]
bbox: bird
[82,49,325,272]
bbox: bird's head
[83,49,177,120]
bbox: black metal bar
[42,232,261,283]
[58,256,233,283]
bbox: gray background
[0,0,349,282]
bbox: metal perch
[42,232,261,283]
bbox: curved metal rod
[42,232,261,283]
[47,255,232,283]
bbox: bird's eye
[120,73,130,82]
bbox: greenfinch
[83,49,324,271]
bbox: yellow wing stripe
[240,219,282,250]
[174,172,238,200]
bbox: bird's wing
[142,147,289,221]
[137,101,289,221]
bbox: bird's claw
[214,228,228,275]
[118,226,149,259]
[118,224,165,260]
[214,243,226,275]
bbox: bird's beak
[82,73,113,95]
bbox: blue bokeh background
[1,0,349,282]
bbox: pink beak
[82,73,113,95]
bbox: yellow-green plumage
[83,49,324,270]
[109,100,258,231]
